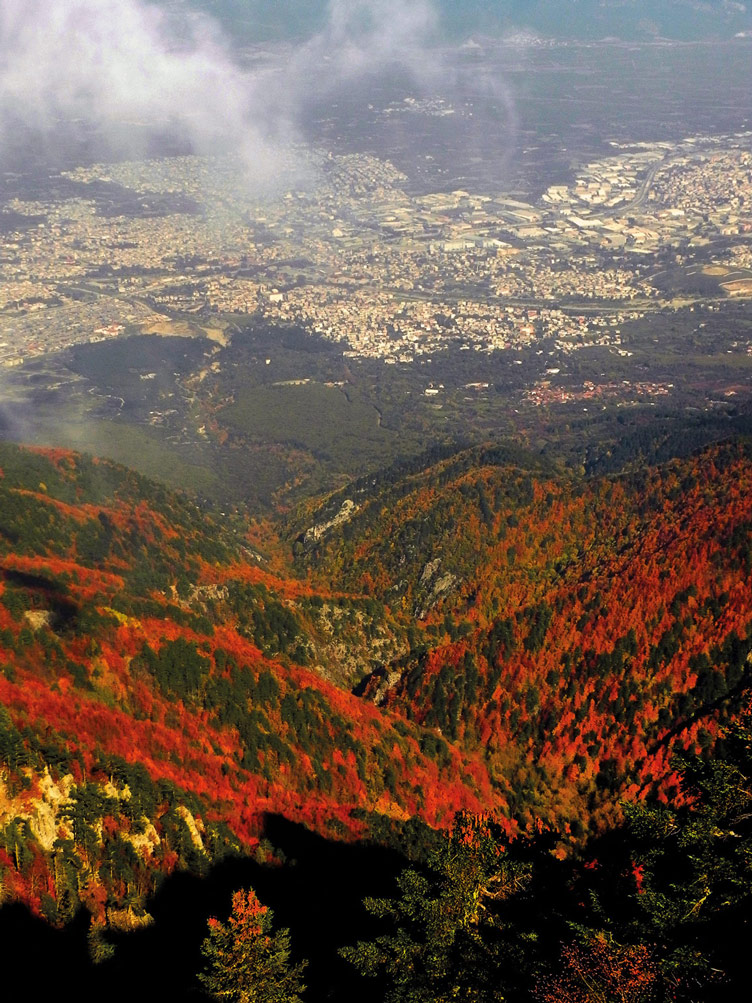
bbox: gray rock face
[415,559,458,618]
[304,499,358,545]
[371,669,404,706]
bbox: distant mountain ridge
[185,0,752,42]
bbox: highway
[601,156,667,219]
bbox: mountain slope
[2,437,752,935]
[301,440,752,832]
[0,444,498,927]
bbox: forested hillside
[302,441,752,832]
[1,439,752,999]
[0,444,498,931]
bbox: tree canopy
[199,888,306,1003]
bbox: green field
[222,382,391,463]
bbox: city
[1,132,750,386]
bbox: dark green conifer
[199,888,306,1003]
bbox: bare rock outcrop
[303,499,358,545]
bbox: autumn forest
[0,436,751,1000]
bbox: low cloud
[0,1,288,176]
[0,0,450,184]
[295,0,439,80]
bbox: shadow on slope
[0,566,80,631]
[0,814,408,1002]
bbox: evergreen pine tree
[199,888,306,1003]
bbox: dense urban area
[1,132,750,390]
